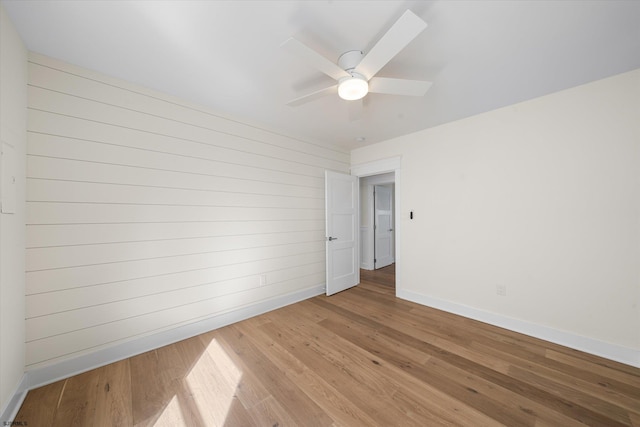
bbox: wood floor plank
[507,364,633,425]
[358,279,395,296]
[15,266,640,426]
[471,340,640,402]
[52,369,101,426]
[198,330,273,411]
[330,286,476,347]
[352,284,551,358]
[338,282,640,409]
[172,336,252,426]
[14,379,65,426]
[260,304,501,427]
[217,323,335,426]
[546,349,640,387]
[129,349,174,427]
[360,264,395,289]
[245,395,300,427]
[471,339,640,414]
[130,343,203,427]
[257,314,428,426]
[236,317,381,427]
[93,360,133,427]
[318,314,590,427]
[318,313,541,427]
[311,295,633,427]
[312,318,511,427]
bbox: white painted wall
[25,53,349,370]
[352,69,640,366]
[0,3,27,416]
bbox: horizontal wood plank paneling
[26,266,326,342]
[27,202,324,224]
[28,110,339,179]
[26,246,324,295]
[27,156,325,199]
[26,230,324,271]
[25,54,347,368]
[28,60,348,166]
[26,220,324,248]
[25,276,325,366]
[27,177,324,209]
[28,132,325,187]
[26,259,326,318]
[27,85,344,172]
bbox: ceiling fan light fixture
[338,74,368,101]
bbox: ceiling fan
[282,10,432,107]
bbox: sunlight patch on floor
[154,338,244,425]
[153,395,189,426]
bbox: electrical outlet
[496,285,507,296]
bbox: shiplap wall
[25,53,349,369]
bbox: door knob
[328,236,338,241]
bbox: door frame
[351,156,402,294]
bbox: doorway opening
[359,176,395,289]
[352,156,401,293]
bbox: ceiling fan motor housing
[337,50,368,100]
[338,50,365,72]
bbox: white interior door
[325,170,359,295]
[374,184,394,269]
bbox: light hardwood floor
[15,265,640,426]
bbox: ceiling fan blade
[286,84,338,107]
[355,10,427,80]
[368,77,432,96]
[281,37,350,81]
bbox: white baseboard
[4,283,324,414]
[360,262,374,270]
[397,288,640,368]
[0,386,27,425]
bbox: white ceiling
[3,0,640,150]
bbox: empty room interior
[1,0,639,425]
